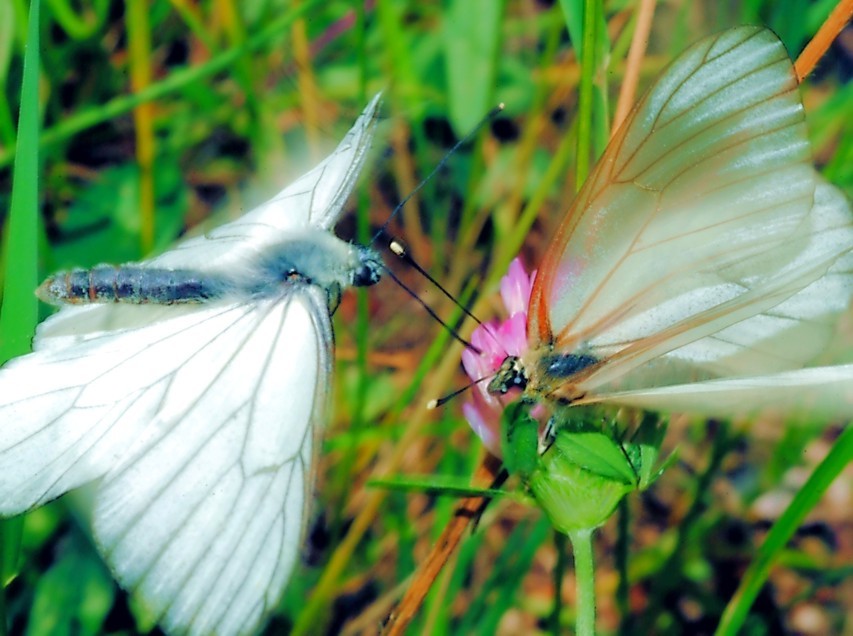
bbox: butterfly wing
[526,27,853,397]
[0,285,331,635]
[0,96,383,635]
[644,179,853,375]
[585,177,853,394]
[577,184,853,423]
[144,93,382,275]
[0,303,229,512]
[588,364,853,423]
[93,287,332,635]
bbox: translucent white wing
[0,303,227,512]
[578,183,853,417]
[588,364,853,424]
[525,27,853,397]
[0,286,331,636]
[660,179,853,372]
[149,94,382,273]
[587,178,853,393]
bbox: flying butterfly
[0,95,384,636]
[464,26,853,445]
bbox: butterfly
[464,26,853,442]
[0,94,383,636]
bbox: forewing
[529,28,827,369]
[91,286,332,636]
[149,94,381,272]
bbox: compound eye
[353,264,381,287]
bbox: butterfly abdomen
[36,266,229,306]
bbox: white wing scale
[585,183,853,421]
[0,305,245,512]
[0,96,382,635]
[0,293,327,634]
[659,180,853,374]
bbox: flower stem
[568,528,596,636]
[616,498,631,632]
[551,530,568,634]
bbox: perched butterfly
[0,95,383,635]
[463,26,853,447]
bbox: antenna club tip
[497,102,505,110]
[426,399,439,410]
[390,240,405,256]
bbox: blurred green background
[1,0,851,634]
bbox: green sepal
[623,411,675,490]
[500,401,540,480]
[550,431,638,486]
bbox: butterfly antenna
[383,266,482,354]
[370,103,505,246]
[427,374,491,409]
[390,237,509,354]
[389,239,485,329]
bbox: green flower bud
[500,403,672,534]
[529,431,636,533]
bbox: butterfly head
[351,245,383,287]
[487,356,529,395]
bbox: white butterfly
[0,94,383,635]
[485,27,853,423]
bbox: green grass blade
[559,0,608,190]
[454,516,552,633]
[45,0,108,40]
[367,474,509,499]
[1,0,41,362]
[0,2,42,633]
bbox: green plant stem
[616,497,630,631]
[568,528,596,636]
[574,0,597,191]
[551,530,567,635]
[47,0,109,39]
[126,0,155,255]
